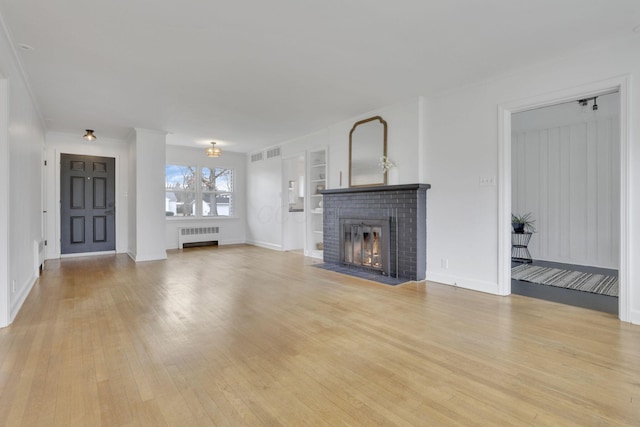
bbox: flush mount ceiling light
[17,43,34,51]
[83,129,97,141]
[206,141,222,157]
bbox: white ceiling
[1,0,638,153]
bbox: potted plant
[511,213,536,233]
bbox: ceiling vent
[251,152,264,162]
[266,147,281,159]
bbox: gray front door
[60,154,116,254]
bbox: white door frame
[0,79,9,327]
[51,148,122,258]
[498,76,630,322]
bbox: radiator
[178,226,220,248]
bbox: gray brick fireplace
[321,184,430,281]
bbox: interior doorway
[282,154,306,252]
[60,153,116,254]
[498,76,630,321]
[510,92,620,313]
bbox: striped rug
[511,264,618,297]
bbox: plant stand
[511,232,533,263]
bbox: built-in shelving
[306,148,327,258]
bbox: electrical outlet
[479,176,496,186]
[12,280,15,292]
[441,259,449,269]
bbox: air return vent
[251,152,264,162]
[266,147,281,159]
[178,226,220,248]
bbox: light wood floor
[1,245,639,426]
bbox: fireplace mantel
[320,183,431,195]
[320,183,430,281]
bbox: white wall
[127,131,137,256]
[165,145,247,249]
[129,129,167,261]
[512,93,620,268]
[246,97,425,251]
[246,152,283,250]
[424,34,640,323]
[326,98,424,190]
[44,132,130,258]
[0,19,46,326]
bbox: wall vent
[251,152,264,162]
[178,226,220,248]
[266,147,281,159]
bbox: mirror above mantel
[349,116,387,187]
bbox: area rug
[511,264,618,297]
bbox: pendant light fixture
[83,129,97,141]
[206,141,222,158]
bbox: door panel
[94,178,106,208]
[71,177,85,208]
[61,154,116,254]
[70,216,85,243]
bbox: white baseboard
[246,240,282,251]
[10,273,38,324]
[219,239,246,246]
[629,309,640,325]
[426,271,500,295]
[131,251,168,262]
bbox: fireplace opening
[340,218,391,276]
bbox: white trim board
[498,76,630,322]
[0,79,9,327]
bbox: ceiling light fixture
[83,129,97,141]
[206,141,222,157]
[18,43,34,51]
[577,97,599,112]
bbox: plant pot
[512,223,525,233]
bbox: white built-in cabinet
[306,148,327,258]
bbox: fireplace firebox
[340,218,390,276]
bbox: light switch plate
[479,176,496,186]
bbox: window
[201,167,233,217]
[165,164,234,217]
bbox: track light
[577,97,599,112]
[83,129,96,141]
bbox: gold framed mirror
[349,116,387,187]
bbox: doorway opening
[498,76,630,321]
[282,154,306,253]
[510,92,620,314]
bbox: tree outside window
[165,165,234,217]
[165,165,196,216]
[201,167,233,217]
